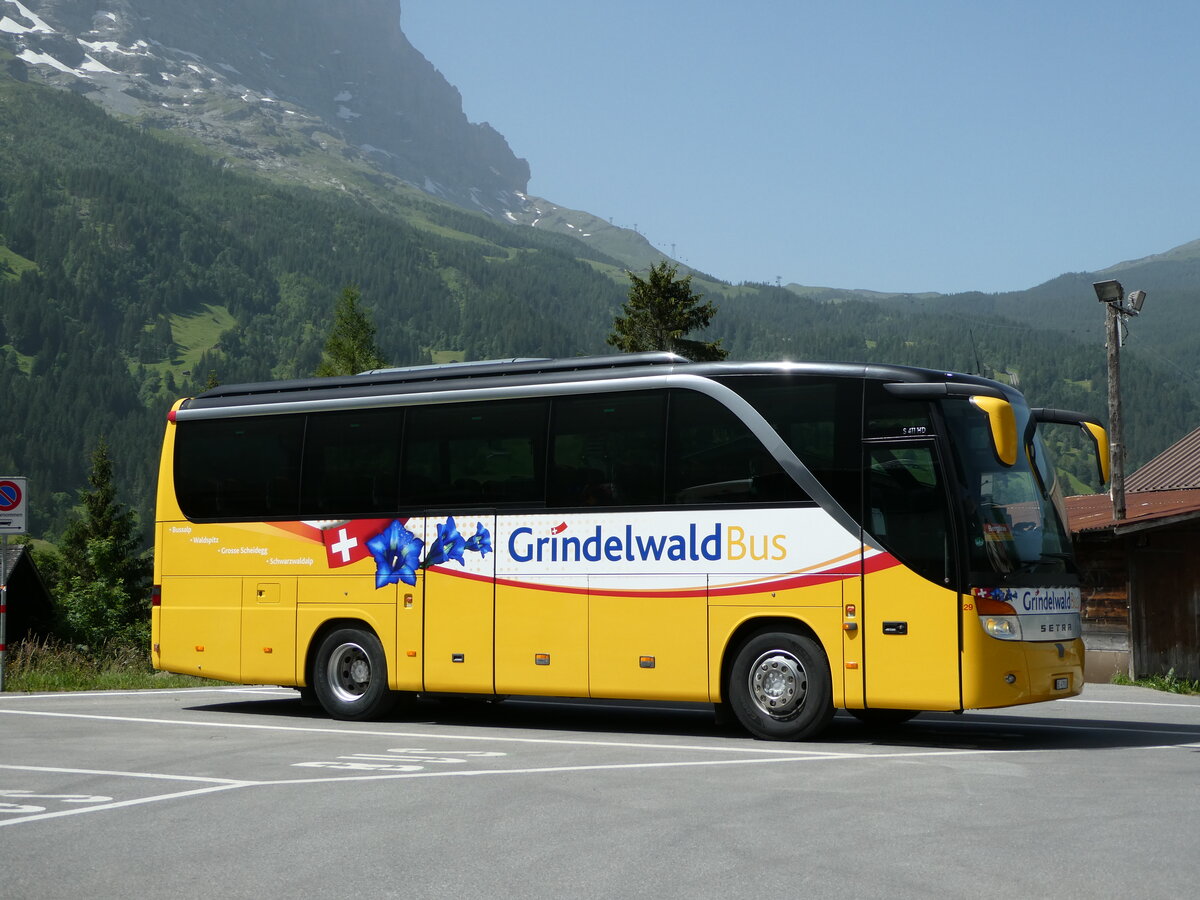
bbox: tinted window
[866,442,952,585]
[550,392,665,507]
[175,415,304,519]
[864,380,934,439]
[403,399,547,507]
[666,390,807,504]
[300,408,402,516]
[720,375,861,515]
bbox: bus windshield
[942,400,1075,578]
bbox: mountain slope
[2,0,693,277]
[2,0,530,214]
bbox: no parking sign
[0,477,26,535]
[1,475,24,689]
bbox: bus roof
[180,353,1017,413]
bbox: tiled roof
[1126,426,1200,492]
[1066,488,1200,534]
[1,542,29,575]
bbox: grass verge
[1111,668,1200,695]
[2,636,224,692]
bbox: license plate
[1054,677,1069,691]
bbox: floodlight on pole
[1093,279,1124,304]
[1093,280,1148,522]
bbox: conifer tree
[56,437,152,646]
[607,261,728,361]
[315,285,388,376]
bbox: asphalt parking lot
[2,682,1198,899]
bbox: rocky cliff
[1,0,530,215]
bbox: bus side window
[866,444,952,585]
[299,408,403,516]
[175,415,304,519]
[549,392,666,507]
[717,375,861,515]
[666,390,807,504]
[402,399,547,508]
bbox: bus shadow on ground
[185,692,1200,752]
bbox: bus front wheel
[728,630,834,741]
[313,627,397,721]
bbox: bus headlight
[982,615,1022,640]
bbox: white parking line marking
[271,747,1007,785]
[0,746,1014,829]
[1062,698,1200,709]
[0,763,247,785]
[5,706,1198,749]
[0,687,292,700]
[0,782,249,828]
[0,708,837,755]
[0,791,112,803]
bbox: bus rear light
[151,585,161,607]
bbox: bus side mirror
[1081,421,1110,485]
[1031,408,1110,485]
[969,396,1018,467]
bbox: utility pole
[1093,281,1147,522]
[1104,299,1126,521]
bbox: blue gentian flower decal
[366,520,424,588]
[464,521,492,557]
[423,515,468,567]
[367,516,493,589]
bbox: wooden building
[1,542,54,643]
[1066,427,1200,682]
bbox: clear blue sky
[402,1,1200,294]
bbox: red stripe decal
[423,552,901,599]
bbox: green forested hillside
[1,70,1196,539]
[0,73,627,534]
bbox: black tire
[848,708,920,727]
[313,627,397,721]
[727,630,834,741]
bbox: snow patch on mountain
[1,1,53,34]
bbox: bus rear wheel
[728,630,834,741]
[313,627,397,721]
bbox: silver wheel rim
[326,641,372,703]
[747,648,807,719]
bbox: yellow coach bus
[152,352,1107,740]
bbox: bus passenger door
[422,513,496,694]
[861,441,962,710]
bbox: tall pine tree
[607,261,728,361]
[56,437,152,646]
[315,285,388,376]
